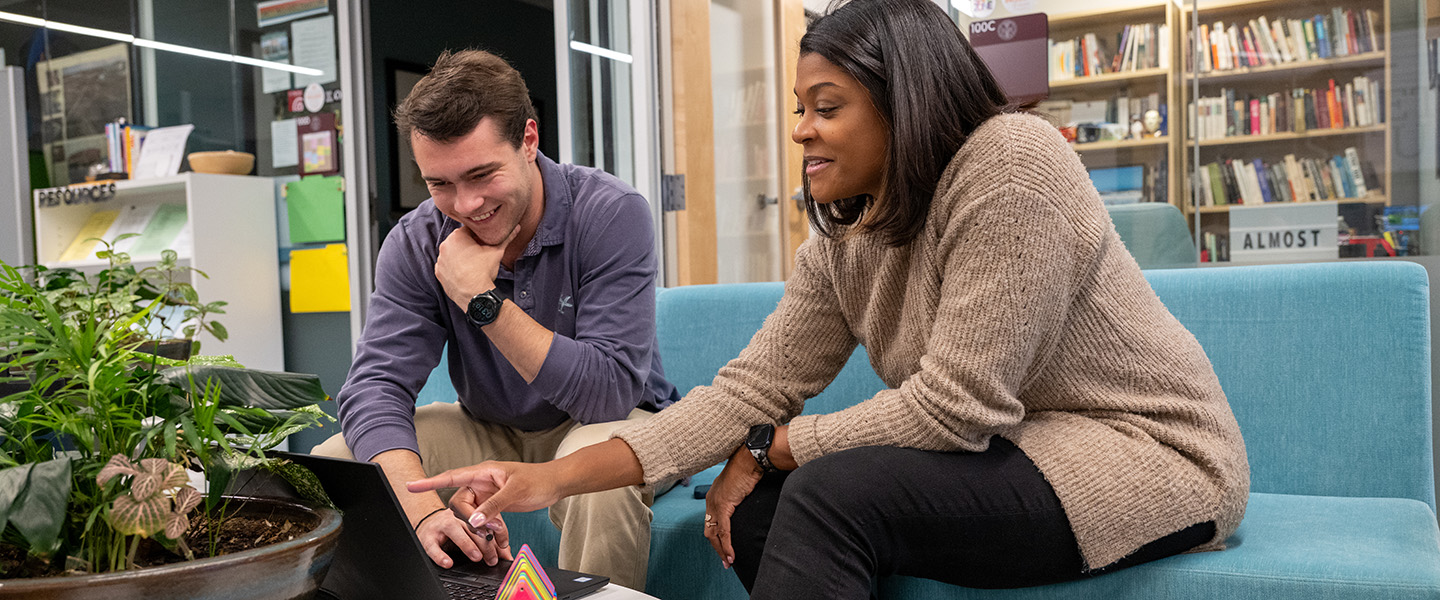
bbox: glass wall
[568,0,636,185]
[0,0,344,188]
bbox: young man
[312,49,677,591]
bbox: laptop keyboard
[441,577,500,599]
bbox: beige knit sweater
[616,113,1249,570]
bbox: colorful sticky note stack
[496,544,557,600]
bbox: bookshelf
[32,173,284,371]
[1179,0,1391,262]
[1044,2,1183,210]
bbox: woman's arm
[612,239,858,485]
[406,437,644,529]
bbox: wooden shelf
[1050,68,1169,92]
[1073,136,1170,151]
[1048,3,1168,31]
[1194,52,1385,85]
[1194,194,1388,214]
[1192,0,1383,19]
[1194,125,1387,148]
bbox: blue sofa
[418,261,1440,599]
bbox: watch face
[745,424,774,449]
[467,292,502,325]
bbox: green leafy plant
[30,236,228,354]
[0,250,332,577]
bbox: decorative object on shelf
[1143,108,1162,136]
[187,150,256,175]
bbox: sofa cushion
[878,492,1440,600]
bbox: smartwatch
[466,289,505,327]
[745,424,777,472]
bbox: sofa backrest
[654,282,885,418]
[655,261,1435,508]
[1145,261,1433,508]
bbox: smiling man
[312,49,677,592]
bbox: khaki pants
[311,403,671,591]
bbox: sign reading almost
[1229,201,1338,264]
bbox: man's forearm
[480,299,554,383]
[372,448,447,524]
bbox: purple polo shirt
[336,153,679,463]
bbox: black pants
[729,438,1215,600]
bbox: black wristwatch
[466,289,505,327]
[745,424,777,472]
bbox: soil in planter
[131,511,318,569]
[0,510,317,578]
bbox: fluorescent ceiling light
[569,40,633,64]
[0,10,322,76]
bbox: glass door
[710,0,784,283]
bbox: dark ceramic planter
[134,339,195,362]
[0,497,342,600]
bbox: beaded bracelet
[415,506,450,530]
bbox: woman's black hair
[800,0,1019,246]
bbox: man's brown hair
[394,49,538,146]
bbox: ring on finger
[484,532,494,542]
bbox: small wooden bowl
[187,150,255,175]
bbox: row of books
[1188,77,1383,140]
[1201,232,1231,262]
[1037,93,1165,130]
[1050,23,1170,80]
[1192,8,1382,73]
[1194,147,1376,207]
[103,120,151,177]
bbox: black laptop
[246,451,610,600]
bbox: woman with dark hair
[409,0,1250,597]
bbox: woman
[409,0,1250,597]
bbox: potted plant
[28,235,229,361]
[0,250,341,599]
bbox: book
[1254,159,1275,203]
[1343,147,1368,197]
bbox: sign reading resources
[1228,201,1338,264]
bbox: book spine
[1254,159,1275,203]
[1344,147,1368,197]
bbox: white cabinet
[32,173,284,371]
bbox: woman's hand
[705,446,766,568]
[449,488,515,564]
[408,460,565,532]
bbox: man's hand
[414,503,513,568]
[435,225,521,310]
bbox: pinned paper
[271,118,299,168]
[289,243,350,313]
[291,15,337,87]
[496,544,557,600]
[284,175,344,244]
